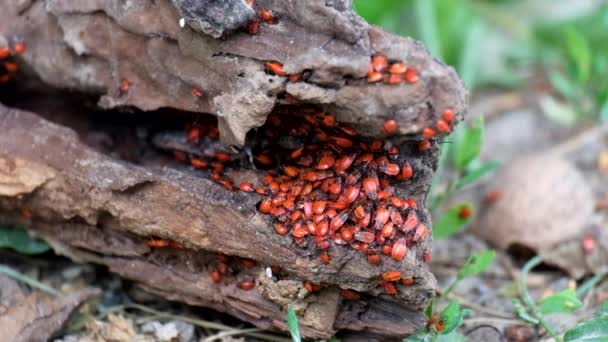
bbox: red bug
[240,258,257,268]
[20,208,32,218]
[259,198,272,213]
[173,151,187,161]
[458,206,472,219]
[354,231,375,243]
[418,140,431,151]
[422,128,436,138]
[320,252,330,264]
[255,154,273,166]
[340,289,361,300]
[317,155,335,170]
[391,238,407,260]
[485,190,502,203]
[385,74,403,85]
[192,87,203,97]
[367,254,381,265]
[274,223,288,235]
[423,252,432,262]
[415,224,428,240]
[442,109,455,122]
[404,68,418,83]
[265,61,286,76]
[435,321,445,332]
[0,47,10,59]
[367,71,383,83]
[436,120,450,133]
[147,239,170,248]
[382,245,392,255]
[389,63,407,74]
[283,165,299,177]
[260,9,276,23]
[340,226,355,241]
[383,119,399,134]
[119,78,130,94]
[372,55,388,72]
[248,19,260,34]
[329,210,349,231]
[373,208,390,229]
[582,233,596,254]
[403,212,419,231]
[239,280,255,290]
[343,185,360,204]
[382,271,402,282]
[399,163,413,180]
[210,270,221,283]
[381,222,395,238]
[402,278,414,285]
[362,177,378,200]
[335,155,355,173]
[380,163,400,176]
[381,281,398,295]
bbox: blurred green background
[354,0,608,124]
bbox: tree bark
[0,0,467,338]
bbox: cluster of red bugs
[234,110,433,270]
[0,41,25,84]
[146,238,185,249]
[366,54,418,85]
[379,270,415,295]
[244,0,277,35]
[208,254,278,291]
[155,106,458,295]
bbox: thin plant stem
[518,256,561,342]
[576,271,607,298]
[97,303,290,342]
[0,264,60,296]
[202,328,264,342]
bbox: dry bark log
[0,0,467,338]
[1,0,466,146]
[0,104,432,338]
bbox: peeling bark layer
[1,0,466,146]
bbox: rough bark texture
[1,0,466,146]
[0,0,467,338]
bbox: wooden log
[0,0,467,338]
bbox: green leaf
[425,299,434,318]
[563,27,592,83]
[599,302,608,315]
[548,71,579,100]
[453,117,483,170]
[436,331,466,342]
[564,301,608,342]
[600,98,608,123]
[458,250,496,279]
[540,289,583,314]
[0,226,50,255]
[454,161,501,191]
[539,95,578,126]
[405,329,433,342]
[433,203,473,239]
[414,0,442,59]
[287,307,301,342]
[353,0,404,27]
[457,19,484,88]
[439,300,464,335]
